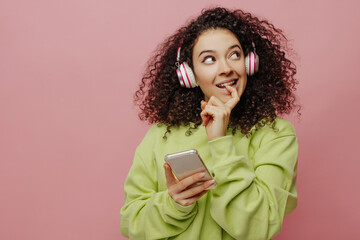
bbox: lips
[216,79,238,88]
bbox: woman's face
[192,28,247,103]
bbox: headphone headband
[176,38,183,62]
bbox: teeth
[217,80,236,88]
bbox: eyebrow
[198,44,241,57]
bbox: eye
[202,56,215,64]
[229,51,241,60]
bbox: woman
[121,7,299,240]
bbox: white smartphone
[164,149,215,189]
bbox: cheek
[194,66,216,85]
[237,77,247,97]
[240,78,247,91]
[233,60,246,73]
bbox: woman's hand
[164,163,215,206]
[200,85,240,141]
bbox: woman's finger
[201,100,207,110]
[164,163,177,187]
[177,179,215,200]
[200,113,210,126]
[176,190,209,206]
[200,101,211,126]
[182,188,210,205]
[207,96,224,107]
[173,178,215,206]
[200,104,222,126]
[224,85,240,110]
[200,109,212,126]
[201,104,228,121]
[170,171,206,193]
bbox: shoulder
[263,118,296,135]
[137,123,186,147]
[145,123,166,137]
[250,117,297,145]
[144,123,197,139]
[136,123,199,162]
[138,124,165,146]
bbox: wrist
[207,129,227,141]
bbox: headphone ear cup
[245,52,259,76]
[176,62,198,88]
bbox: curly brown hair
[134,7,299,137]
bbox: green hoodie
[120,118,298,240]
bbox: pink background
[1,0,360,239]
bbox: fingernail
[198,172,205,178]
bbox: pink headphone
[176,40,259,88]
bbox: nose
[218,59,232,76]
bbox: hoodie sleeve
[120,126,198,240]
[208,119,298,240]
